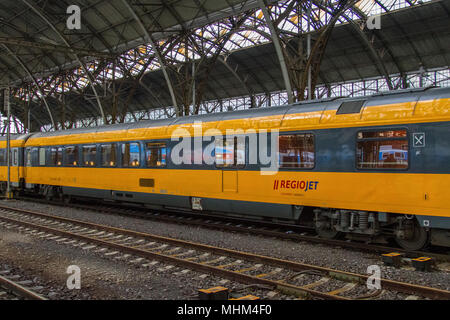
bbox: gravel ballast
[1,199,449,298]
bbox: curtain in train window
[65,146,79,166]
[100,144,117,167]
[215,137,245,168]
[50,147,63,166]
[39,147,46,166]
[356,129,408,169]
[278,134,315,168]
[146,143,166,167]
[82,145,97,166]
[12,149,18,166]
[31,147,38,166]
[122,143,140,167]
[25,148,32,166]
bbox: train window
[25,148,32,166]
[146,143,166,167]
[65,146,79,166]
[121,143,140,167]
[50,147,63,166]
[100,144,117,167]
[31,147,38,166]
[0,149,4,166]
[278,134,315,168]
[39,147,46,166]
[215,137,245,168]
[82,145,97,167]
[356,129,408,169]
[12,149,18,166]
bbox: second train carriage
[1,86,450,250]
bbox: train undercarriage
[312,208,449,250]
[2,182,449,251]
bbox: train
[1,86,449,250]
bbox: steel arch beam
[217,56,253,97]
[347,19,393,90]
[228,53,273,94]
[2,44,55,129]
[343,6,406,81]
[258,0,293,104]
[21,0,106,123]
[121,0,179,115]
[0,37,114,59]
[311,1,394,90]
[0,6,61,75]
[0,54,23,82]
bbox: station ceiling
[132,0,449,107]
[0,0,262,83]
[0,0,449,130]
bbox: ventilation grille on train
[336,100,365,114]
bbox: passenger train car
[1,86,450,250]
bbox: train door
[23,147,30,187]
[10,148,20,187]
[215,137,245,193]
[23,147,36,188]
[222,170,238,192]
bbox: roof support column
[306,6,312,100]
[121,0,179,116]
[258,0,293,104]
[4,85,12,198]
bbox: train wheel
[63,195,72,204]
[316,228,341,239]
[395,221,429,251]
[314,211,341,239]
[45,193,52,202]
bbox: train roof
[27,86,450,141]
[0,133,34,141]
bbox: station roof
[0,0,449,129]
[0,0,262,83]
[131,0,449,106]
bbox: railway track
[0,205,448,300]
[0,270,47,300]
[14,197,450,263]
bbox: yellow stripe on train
[20,166,450,218]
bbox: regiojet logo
[273,179,319,192]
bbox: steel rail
[0,274,47,300]
[0,212,347,300]
[0,206,449,300]
[13,199,450,263]
[92,204,450,262]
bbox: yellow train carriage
[15,87,450,249]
